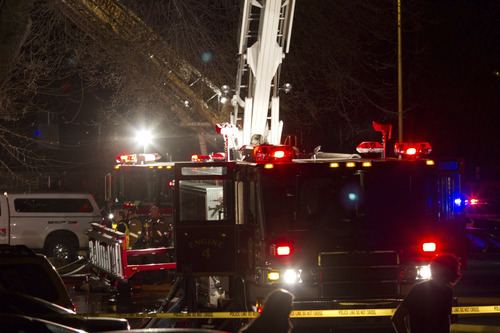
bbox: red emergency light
[468,198,479,205]
[253,145,295,163]
[191,154,212,162]
[394,142,432,159]
[271,244,292,256]
[212,152,226,161]
[422,242,437,252]
[356,141,384,154]
[276,246,291,256]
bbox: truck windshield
[259,163,441,249]
[109,167,173,212]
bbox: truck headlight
[283,269,302,284]
[267,269,302,284]
[416,265,431,280]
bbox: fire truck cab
[173,147,466,315]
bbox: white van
[0,193,101,261]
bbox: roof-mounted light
[394,142,432,159]
[253,145,295,163]
[212,152,226,161]
[191,154,213,162]
[116,153,161,165]
[356,141,384,154]
[191,152,226,162]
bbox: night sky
[284,0,500,182]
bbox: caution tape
[452,305,500,315]
[71,305,500,319]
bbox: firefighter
[148,205,171,248]
[124,202,143,249]
[112,211,130,248]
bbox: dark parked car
[0,245,130,332]
[0,314,86,333]
[0,292,130,332]
[0,244,74,309]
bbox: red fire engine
[169,0,466,327]
[105,153,175,218]
[173,142,466,317]
[86,2,467,330]
[86,153,176,283]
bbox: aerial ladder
[220,0,296,159]
[60,0,225,154]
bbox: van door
[0,195,8,245]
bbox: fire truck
[87,1,466,329]
[174,143,466,314]
[104,153,175,218]
[169,0,467,328]
[85,154,176,283]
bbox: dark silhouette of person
[147,205,171,248]
[391,254,462,333]
[124,203,143,249]
[239,288,294,333]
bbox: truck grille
[318,251,399,298]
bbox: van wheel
[46,238,77,263]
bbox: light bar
[394,142,432,158]
[253,145,295,163]
[356,141,383,154]
[191,154,212,162]
[116,153,161,165]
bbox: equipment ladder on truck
[86,223,176,283]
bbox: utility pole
[397,0,403,142]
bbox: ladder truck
[218,0,295,160]
[172,0,467,330]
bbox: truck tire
[45,237,77,263]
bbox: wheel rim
[52,243,70,260]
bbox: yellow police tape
[72,306,500,319]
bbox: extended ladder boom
[231,0,295,148]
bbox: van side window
[14,199,94,213]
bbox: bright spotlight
[136,129,152,152]
[136,130,152,145]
